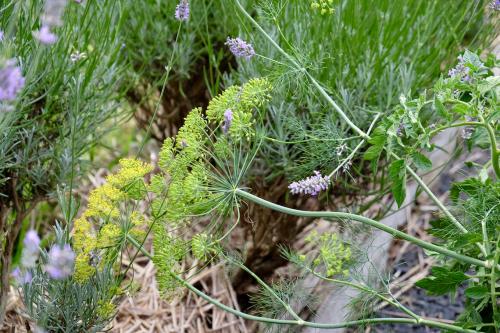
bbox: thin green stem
[490,242,500,331]
[127,234,479,333]
[329,114,381,178]
[306,268,419,320]
[401,158,469,234]
[479,115,500,179]
[136,24,182,157]
[227,256,303,321]
[234,0,368,139]
[235,189,488,268]
[428,121,484,137]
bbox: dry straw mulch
[111,254,247,333]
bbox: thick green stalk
[126,234,479,333]
[235,189,488,268]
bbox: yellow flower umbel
[303,231,351,277]
[72,158,152,283]
[311,0,335,15]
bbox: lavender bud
[21,230,41,268]
[490,0,500,10]
[45,244,75,279]
[0,31,4,42]
[175,0,190,21]
[12,268,33,285]
[33,25,58,45]
[222,109,233,134]
[225,37,255,59]
[0,59,25,101]
[289,171,330,196]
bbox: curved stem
[306,268,419,320]
[479,115,500,179]
[402,158,469,234]
[227,256,303,321]
[127,234,479,333]
[428,121,484,137]
[235,189,488,268]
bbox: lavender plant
[0,0,128,323]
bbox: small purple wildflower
[225,37,255,60]
[21,230,41,268]
[222,109,233,134]
[0,31,4,42]
[490,0,500,10]
[33,25,58,45]
[11,268,33,284]
[45,244,75,279]
[448,55,471,83]
[289,171,330,196]
[0,59,25,102]
[175,0,190,21]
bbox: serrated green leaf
[388,159,406,207]
[412,152,432,171]
[416,266,468,295]
[465,286,489,299]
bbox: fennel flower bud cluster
[72,158,152,283]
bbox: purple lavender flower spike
[0,59,25,102]
[33,25,58,45]
[225,37,255,59]
[288,171,331,196]
[0,31,4,42]
[21,230,41,268]
[45,244,75,279]
[490,0,500,10]
[222,109,233,134]
[175,0,190,21]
